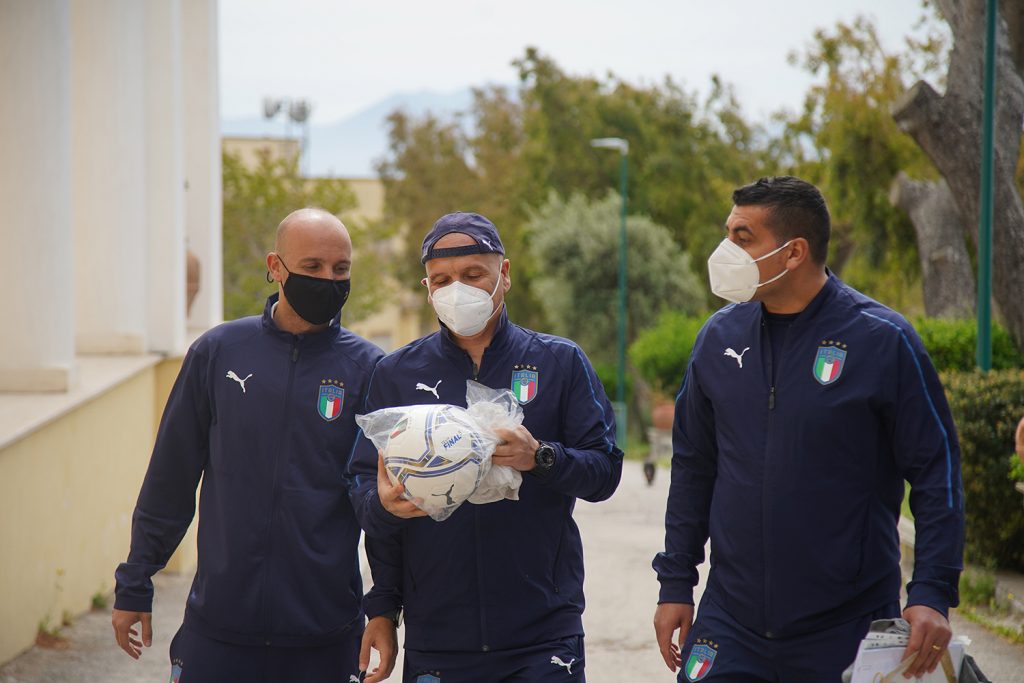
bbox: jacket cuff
[657,579,695,606]
[113,592,154,613]
[362,590,402,620]
[905,581,953,618]
[365,491,408,537]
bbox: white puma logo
[551,655,575,674]
[348,675,361,683]
[415,379,442,399]
[226,370,253,393]
[724,347,750,368]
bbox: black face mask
[275,258,350,325]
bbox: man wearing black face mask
[112,209,396,683]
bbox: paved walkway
[2,462,1022,681]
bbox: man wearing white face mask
[652,177,964,682]
[346,211,623,682]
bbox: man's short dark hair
[732,176,830,265]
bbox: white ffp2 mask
[429,275,502,337]
[707,238,792,303]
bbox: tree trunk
[890,174,976,318]
[893,0,1024,348]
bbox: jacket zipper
[257,339,300,641]
[474,506,489,650]
[465,346,490,648]
[762,317,775,637]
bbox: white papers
[848,631,969,683]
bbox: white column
[182,0,223,330]
[145,0,188,355]
[0,0,76,392]
[71,0,149,354]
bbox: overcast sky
[219,0,932,125]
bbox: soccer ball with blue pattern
[383,404,489,520]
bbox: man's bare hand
[377,452,427,519]
[901,605,952,679]
[111,608,152,659]
[492,426,540,472]
[360,615,398,683]
[654,602,693,672]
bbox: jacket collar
[759,270,840,327]
[437,305,514,360]
[260,293,342,347]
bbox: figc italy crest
[813,342,847,386]
[685,641,718,681]
[317,380,345,421]
[511,365,539,404]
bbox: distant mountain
[222,88,478,178]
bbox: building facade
[0,0,221,663]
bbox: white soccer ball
[383,404,488,518]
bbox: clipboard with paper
[843,619,971,683]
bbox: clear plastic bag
[464,380,524,504]
[355,380,524,521]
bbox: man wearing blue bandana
[348,212,624,682]
[653,177,965,682]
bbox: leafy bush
[593,362,634,406]
[942,369,1024,570]
[527,192,704,367]
[629,312,706,395]
[915,318,1024,372]
[1010,453,1024,483]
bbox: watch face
[536,444,555,468]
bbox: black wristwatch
[534,442,556,472]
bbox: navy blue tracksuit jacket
[347,310,624,653]
[114,294,382,646]
[653,274,964,638]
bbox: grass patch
[35,617,68,649]
[91,591,109,611]
[960,568,997,608]
[956,606,1024,645]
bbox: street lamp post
[263,96,313,175]
[591,137,629,444]
[976,0,997,372]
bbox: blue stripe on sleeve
[860,311,953,508]
[546,339,615,454]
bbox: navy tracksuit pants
[403,635,585,683]
[168,623,363,683]
[678,592,899,683]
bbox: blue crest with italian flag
[511,365,539,404]
[813,344,847,385]
[685,642,717,681]
[317,382,345,421]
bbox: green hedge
[915,318,1024,372]
[942,369,1024,571]
[625,315,1024,394]
[628,312,706,395]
